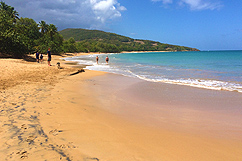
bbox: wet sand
[1,53,242,160]
[39,72,242,160]
[77,73,242,160]
[91,74,242,140]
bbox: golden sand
[1,53,242,160]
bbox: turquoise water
[65,51,242,92]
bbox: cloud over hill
[4,0,126,30]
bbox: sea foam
[64,51,242,93]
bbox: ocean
[64,50,242,93]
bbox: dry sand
[1,53,242,161]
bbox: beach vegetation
[0,1,19,23]
[63,37,77,53]
[35,22,63,54]
[15,18,41,54]
[0,2,199,58]
[39,20,48,35]
[0,2,64,58]
[59,28,199,53]
[0,2,25,58]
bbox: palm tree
[11,10,19,23]
[39,21,48,34]
[0,1,8,10]
[47,24,57,41]
[0,2,19,23]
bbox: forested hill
[1,1,199,58]
[59,28,199,52]
[59,28,131,42]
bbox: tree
[47,24,57,41]
[16,18,41,53]
[36,21,63,54]
[39,21,48,35]
[63,37,77,53]
[0,2,26,58]
[0,2,65,57]
[0,1,19,22]
[0,1,19,23]
[76,42,88,53]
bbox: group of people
[35,48,52,66]
[96,56,109,64]
[36,49,110,67]
[35,51,43,63]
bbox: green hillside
[59,28,199,53]
[59,28,131,42]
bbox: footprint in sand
[21,124,27,130]
[16,150,28,159]
[58,144,67,149]
[57,142,77,149]
[49,129,60,136]
[26,135,35,143]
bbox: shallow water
[65,51,242,92]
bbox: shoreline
[121,50,171,53]
[66,52,242,94]
[1,53,242,160]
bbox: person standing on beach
[105,56,109,64]
[40,53,43,63]
[36,51,39,63]
[47,48,51,66]
[96,56,99,64]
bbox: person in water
[105,56,109,64]
[96,56,99,64]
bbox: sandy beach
[1,53,242,161]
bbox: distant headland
[59,28,200,53]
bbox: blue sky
[4,0,242,50]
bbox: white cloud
[180,0,222,10]
[151,0,173,4]
[163,0,173,4]
[3,0,126,30]
[91,0,114,11]
[89,0,126,23]
[152,0,222,10]
[117,3,127,11]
